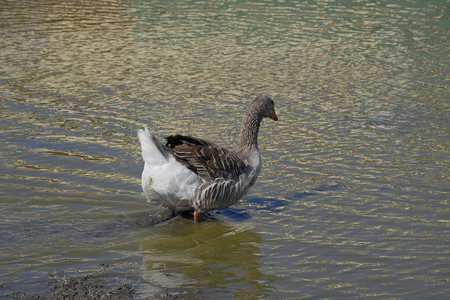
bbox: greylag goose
[138,95,278,221]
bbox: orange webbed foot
[193,210,201,222]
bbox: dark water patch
[218,208,252,222]
[245,196,291,213]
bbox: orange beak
[270,110,278,121]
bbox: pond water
[1,0,449,298]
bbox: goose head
[251,95,278,121]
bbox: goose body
[138,95,278,220]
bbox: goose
[137,95,278,221]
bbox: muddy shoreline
[5,268,192,300]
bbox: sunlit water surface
[1,0,449,298]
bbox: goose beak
[270,110,278,121]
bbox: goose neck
[237,111,263,153]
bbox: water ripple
[0,0,448,298]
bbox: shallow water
[1,0,449,298]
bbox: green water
[1,0,448,298]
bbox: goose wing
[165,134,246,182]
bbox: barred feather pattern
[138,95,277,213]
[191,167,257,212]
[164,134,260,212]
[166,135,246,181]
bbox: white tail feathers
[137,128,168,165]
[137,127,201,210]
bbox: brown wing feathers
[165,135,245,181]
